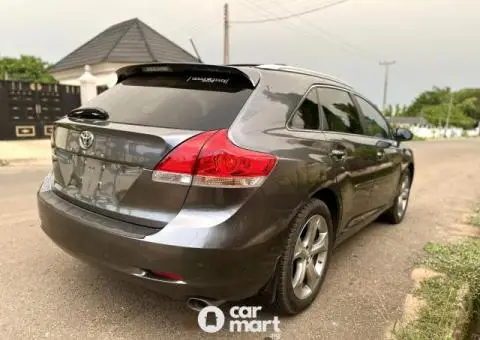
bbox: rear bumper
[37,188,281,302]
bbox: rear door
[353,95,402,209]
[51,65,255,229]
[315,87,381,228]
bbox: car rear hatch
[51,63,259,229]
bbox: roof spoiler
[116,63,260,88]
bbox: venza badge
[79,131,94,149]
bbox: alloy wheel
[396,174,411,218]
[291,214,329,300]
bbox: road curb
[387,268,444,339]
[0,158,51,167]
[387,268,475,339]
[452,283,473,340]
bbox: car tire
[382,168,412,224]
[273,198,334,315]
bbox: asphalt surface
[1,139,480,340]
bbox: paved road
[1,139,480,340]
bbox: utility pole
[223,3,230,64]
[379,60,396,112]
[444,91,454,137]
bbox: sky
[0,0,478,106]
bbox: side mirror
[394,128,413,142]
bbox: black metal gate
[0,80,81,140]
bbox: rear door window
[317,87,363,135]
[289,90,323,131]
[82,73,253,131]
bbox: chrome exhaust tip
[186,297,225,312]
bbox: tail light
[151,130,217,185]
[152,129,277,188]
[149,271,183,282]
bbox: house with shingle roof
[49,18,199,88]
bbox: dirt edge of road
[386,216,480,339]
[0,139,51,167]
[0,158,51,167]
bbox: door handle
[330,149,346,160]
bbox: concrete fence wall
[409,126,479,139]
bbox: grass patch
[470,204,480,227]
[412,135,427,141]
[393,238,480,340]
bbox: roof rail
[227,64,261,67]
[227,63,287,67]
[256,64,353,88]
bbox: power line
[166,5,218,35]
[268,0,380,59]
[188,19,223,38]
[236,0,306,37]
[237,0,329,52]
[231,0,350,24]
[238,0,378,62]
[238,0,328,38]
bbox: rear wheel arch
[407,162,414,181]
[272,198,334,315]
[260,187,340,307]
[311,187,341,237]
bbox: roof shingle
[50,18,199,72]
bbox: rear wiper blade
[67,107,109,120]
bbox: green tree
[0,55,56,83]
[422,105,472,128]
[394,103,401,116]
[406,86,451,116]
[405,87,477,128]
[455,88,480,121]
[384,104,393,117]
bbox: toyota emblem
[79,131,94,150]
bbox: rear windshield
[83,73,253,130]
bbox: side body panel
[226,71,347,243]
[320,132,381,233]
[351,93,404,210]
